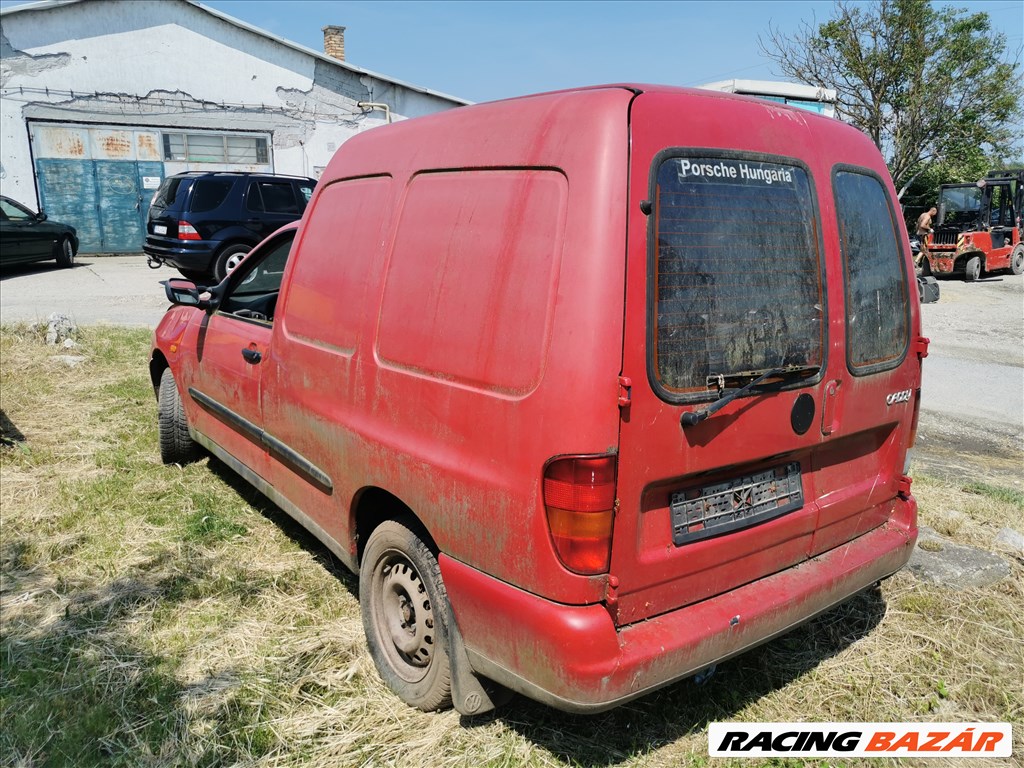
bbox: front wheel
[55,236,75,268]
[360,519,453,712]
[158,368,201,464]
[1010,244,1024,276]
[963,255,981,282]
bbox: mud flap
[446,608,514,716]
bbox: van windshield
[651,155,824,399]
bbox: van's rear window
[651,155,824,398]
[833,169,908,371]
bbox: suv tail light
[177,220,201,240]
[543,454,617,575]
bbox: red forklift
[921,169,1024,280]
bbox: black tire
[54,236,75,268]
[1011,244,1024,276]
[963,255,981,282]
[360,519,453,712]
[158,368,201,464]
[213,244,251,282]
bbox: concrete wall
[0,0,465,207]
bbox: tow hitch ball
[146,255,163,270]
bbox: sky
[196,0,1024,103]
[1,0,1021,103]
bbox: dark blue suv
[144,172,316,282]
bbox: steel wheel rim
[371,550,435,683]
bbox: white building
[0,0,468,252]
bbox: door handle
[241,348,262,364]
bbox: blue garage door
[37,159,164,253]
[31,124,165,254]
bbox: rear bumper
[441,496,917,713]
[143,238,217,271]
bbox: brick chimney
[322,26,346,61]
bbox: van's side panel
[258,175,396,563]
[261,89,634,602]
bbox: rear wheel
[55,236,75,268]
[963,255,981,282]
[360,519,453,712]
[213,244,251,282]
[1011,244,1024,276]
[158,368,201,464]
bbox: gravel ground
[916,273,1023,486]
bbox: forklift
[921,169,1024,281]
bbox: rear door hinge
[913,336,930,359]
[898,474,913,498]
[618,376,632,408]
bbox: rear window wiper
[681,366,817,427]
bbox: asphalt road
[2,254,1021,479]
[0,254,169,328]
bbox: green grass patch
[961,480,1024,509]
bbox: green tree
[760,0,1023,199]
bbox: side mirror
[163,279,214,311]
[36,211,48,222]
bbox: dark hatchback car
[143,172,316,282]
[0,195,78,269]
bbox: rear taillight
[543,454,617,575]
[177,220,201,240]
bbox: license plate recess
[670,462,803,545]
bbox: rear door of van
[612,90,921,626]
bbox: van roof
[322,83,859,183]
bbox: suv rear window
[189,179,234,213]
[650,154,824,399]
[833,169,908,372]
[151,177,187,209]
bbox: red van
[151,84,924,715]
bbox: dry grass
[1,324,1021,768]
